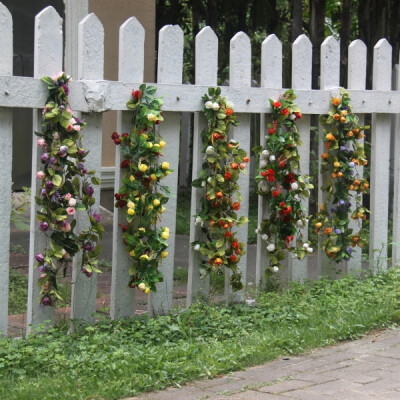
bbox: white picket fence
[0,4,400,335]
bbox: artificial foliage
[192,87,249,291]
[34,72,103,306]
[313,89,369,262]
[254,89,313,273]
[112,84,173,293]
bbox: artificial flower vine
[254,89,313,273]
[192,87,249,291]
[313,89,369,261]
[35,72,103,306]
[112,84,173,294]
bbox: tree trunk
[291,0,303,41]
[340,0,352,86]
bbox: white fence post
[290,34,312,282]
[369,39,392,271]
[0,2,12,335]
[187,26,218,306]
[70,13,104,324]
[347,39,367,274]
[317,36,340,278]
[148,25,183,315]
[392,62,400,265]
[27,6,63,334]
[256,34,282,289]
[228,32,251,302]
[110,17,145,320]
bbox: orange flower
[216,191,223,199]
[321,153,329,159]
[332,98,340,106]
[225,108,233,116]
[362,182,369,189]
[337,171,343,178]
[229,255,238,263]
[331,172,337,179]
[232,202,240,211]
[333,113,340,121]
[324,227,333,234]
[325,133,336,141]
[347,131,354,137]
[340,117,346,123]
[243,156,250,163]
[231,162,239,170]
[214,257,223,266]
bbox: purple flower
[41,189,47,197]
[338,200,345,206]
[41,297,52,306]
[41,153,49,163]
[81,267,93,278]
[45,180,54,190]
[77,148,86,156]
[349,162,355,168]
[61,84,69,95]
[39,221,49,231]
[35,253,45,263]
[335,228,342,235]
[38,265,45,273]
[346,247,353,255]
[339,146,347,152]
[92,212,102,222]
[59,145,68,155]
[77,162,85,170]
[83,185,94,197]
[83,241,95,252]
[50,157,57,165]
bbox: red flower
[132,89,142,100]
[243,156,250,163]
[232,202,240,211]
[267,175,275,182]
[121,132,129,137]
[212,133,220,140]
[232,240,240,250]
[114,138,121,145]
[229,255,238,263]
[225,231,232,238]
[231,163,239,170]
[295,112,302,119]
[224,171,232,180]
[280,202,286,208]
[267,168,275,175]
[261,171,267,177]
[281,108,289,115]
[111,131,119,140]
[225,108,234,116]
[268,128,275,135]
[117,200,127,208]
[273,101,282,108]
[272,190,279,197]
[279,161,286,168]
[120,159,130,168]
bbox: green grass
[9,268,28,315]
[1,268,400,400]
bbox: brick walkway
[125,327,400,400]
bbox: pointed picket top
[292,34,312,89]
[195,26,218,85]
[261,34,282,88]
[348,39,367,90]
[373,38,392,90]
[320,35,340,89]
[158,25,183,84]
[34,6,63,78]
[119,17,145,82]
[78,13,104,80]
[230,32,251,87]
[0,2,12,75]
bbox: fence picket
[228,32,251,301]
[0,2,12,335]
[70,14,104,324]
[347,39,367,274]
[289,34,312,282]
[317,36,340,278]
[187,27,218,305]
[392,63,400,265]
[110,17,145,320]
[370,39,392,271]
[27,6,63,334]
[256,34,282,289]
[149,25,183,315]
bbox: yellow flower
[129,250,135,256]
[164,227,170,233]
[159,140,166,148]
[138,282,146,290]
[138,163,148,173]
[153,199,160,207]
[161,231,169,240]
[341,110,347,116]
[161,161,170,170]
[150,174,157,181]
[147,142,153,148]
[160,206,166,213]
[144,287,150,294]
[164,171,171,176]
[142,133,148,140]
[138,227,145,233]
[129,175,135,182]
[127,208,135,215]
[161,251,168,258]
[140,254,149,261]
[333,161,341,168]
[127,201,135,209]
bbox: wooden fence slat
[317,36,340,278]
[370,39,392,271]
[110,17,145,320]
[256,34,282,289]
[149,25,183,315]
[392,63,400,265]
[70,13,104,324]
[27,6,63,334]
[289,34,312,282]
[228,32,251,301]
[347,39,367,274]
[0,2,12,335]
[187,26,218,306]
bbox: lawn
[1,268,400,400]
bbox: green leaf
[52,175,62,187]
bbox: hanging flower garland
[313,89,369,261]
[191,87,249,291]
[112,84,173,294]
[254,89,313,273]
[34,72,104,306]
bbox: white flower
[296,220,304,227]
[138,283,146,290]
[269,155,276,162]
[291,182,299,190]
[272,266,279,272]
[68,198,77,207]
[303,243,309,249]
[259,160,267,169]
[205,101,213,109]
[206,146,215,155]
[307,247,313,253]
[193,244,200,251]
[195,217,203,226]
[212,102,220,110]
[290,113,296,120]
[261,149,270,158]
[226,101,234,108]
[207,177,213,183]
[258,181,268,193]
[201,181,206,187]
[267,243,275,252]
[255,228,260,234]
[261,234,269,241]
[147,113,156,121]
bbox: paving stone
[329,390,379,400]
[283,389,337,399]
[302,379,362,395]
[257,379,314,394]
[357,355,400,368]
[289,371,337,384]
[352,379,400,394]
[379,390,400,400]
[233,390,287,399]
[319,368,380,384]
[192,376,244,390]
[363,368,400,381]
